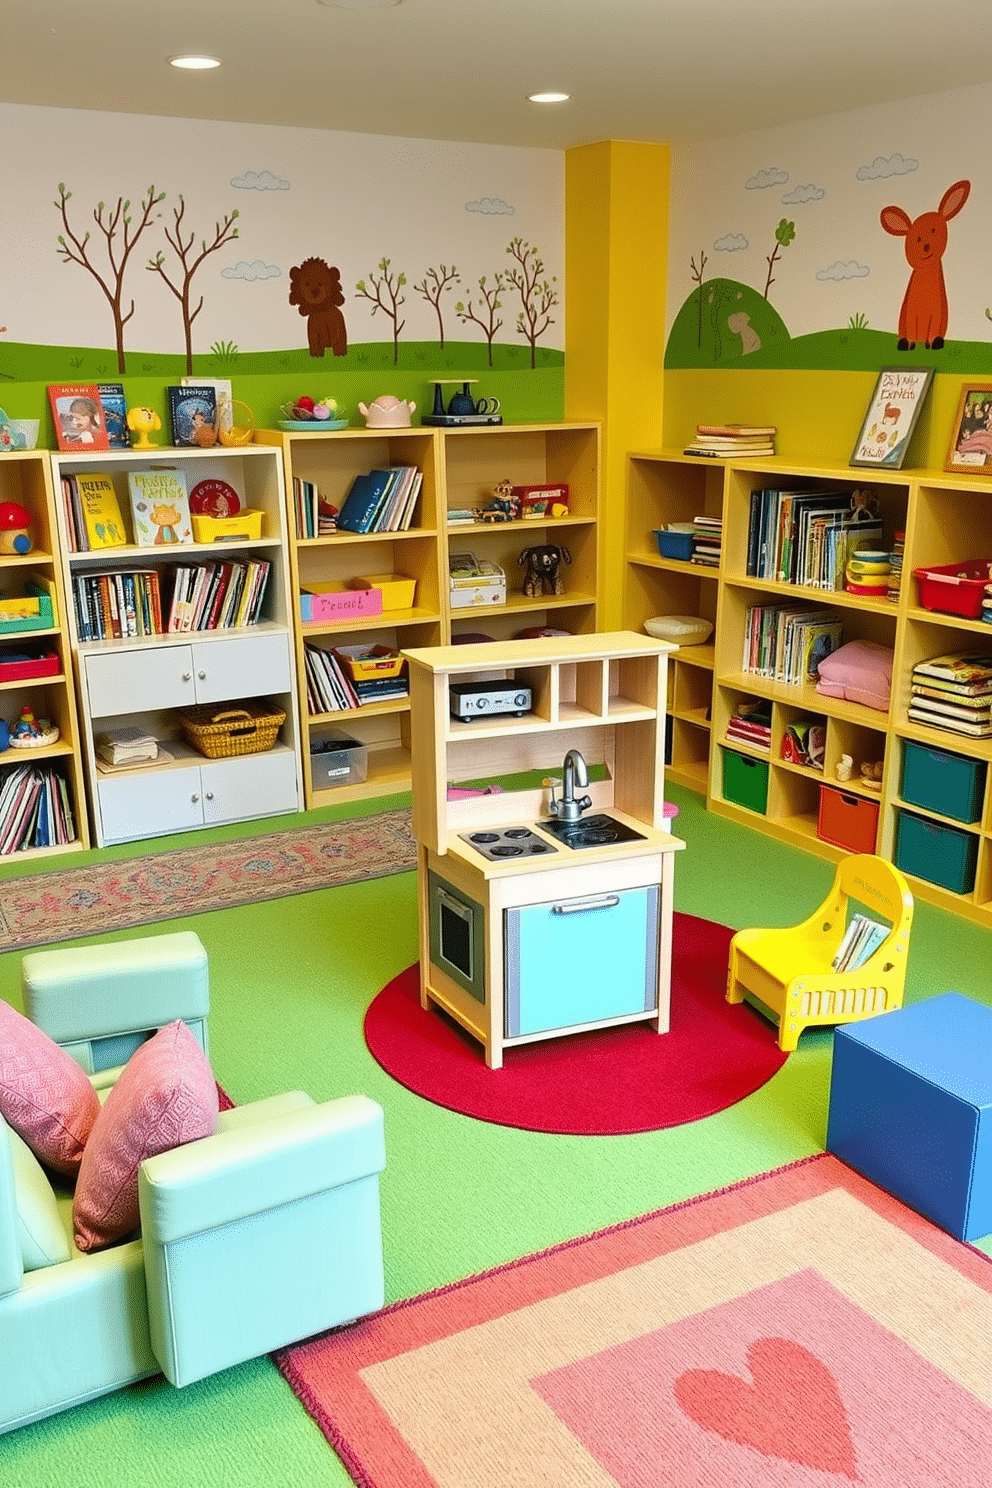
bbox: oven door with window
[428,872,487,1004]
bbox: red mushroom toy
[0,502,31,555]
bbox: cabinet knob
[190,793,199,804]
[182,672,192,682]
[205,791,214,801]
[197,670,206,680]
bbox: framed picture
[945,382,992,472]
[47,382,111,453]
[850,366,933,469]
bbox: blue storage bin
[894,809,978,894]
[652,528,694,561]
[900,741,986,824]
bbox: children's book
[913,653,992,684]
[181,376,233,435]
[73,472,128,549]
[127,468,194,547]
[47,383,110,452]
[96,383,130,448]
[166,385,218,448]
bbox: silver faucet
[547,748,593,823]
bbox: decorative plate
[278,419,349,432]
[188,479,242,518]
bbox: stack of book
[742,602,843,683]
[888,530,905,605]
[71,569,163,641]
[95,727,157,767]
[745,487,884,589]
[351,673,410,705]
[336,466,422,534]
[303,643,360,714]
[691,514,722,567]
[0,763,75,854]
[726,699,772,752]
[832,913,890,972]
[684,423,776,459]
[909,653,992,737]
[165,558,271,634]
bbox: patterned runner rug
[277,1153,992,1488]
[0,809,416,951]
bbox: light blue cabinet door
[505,884,659,1038]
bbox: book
[73,472,128,549]
[166,385,218,448]
[47,383,110,452]
[683,444,774,459]
[97,383,130,448]
[336,470,395,533]
[127,468,194,547]
[696,423,777,437]
[913,652,992,684]
[181,375,233,436]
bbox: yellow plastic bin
[347,574,416,611]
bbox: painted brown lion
[288,257,348,358]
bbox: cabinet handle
[197,670,206,680]
[205,791,214,801]
[182,672,192,682]
[551,894,620,915]
[190,793,199,804]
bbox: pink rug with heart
[276,1153,992,1487]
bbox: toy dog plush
[519,544,571,598]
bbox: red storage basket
[913,561,992,619]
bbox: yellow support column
[565,140,670,630]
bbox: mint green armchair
[0,932,386,1435]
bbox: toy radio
[449,680,532,721]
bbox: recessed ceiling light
[169,55,222,70]
[528,92,570,104]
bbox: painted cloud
[745,167,789,189]
[221,259,282,281]
[714,233,748,252]
[856,154,918,181]
[816,261,870,281]
[231,170,291,191]
[782,184,825,203]
[465,197,514,215]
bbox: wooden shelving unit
[0,451,89,857]
[258,422,602,809]
[625,449,992,926]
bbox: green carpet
[1,783,990,1487]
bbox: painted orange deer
[880,180,970,350]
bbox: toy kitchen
[403,632,684,1068]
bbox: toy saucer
[10,725,59,749]
[279,419,349,432]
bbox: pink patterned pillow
[0,998,99,1176]
[73,1020,218,1253]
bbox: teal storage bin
[894,809,978,895]
[722,748,769,814]
[900,741,986,824]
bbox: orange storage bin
[817,785,879,854]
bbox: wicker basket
[179,699,286,760]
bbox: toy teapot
[358,395,416,429]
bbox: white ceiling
[5,0,992,149]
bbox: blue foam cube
[826,993,992,1242]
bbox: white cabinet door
[190,632,292,704]
[97,764,204,843]
[200,750,299,824]
[86,647,196,717]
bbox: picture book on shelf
[73,471,128,549]
[181,376,233,435]
[96,383,130,448]
[127,467,194,546]
[47,383,110,452]
[166,385,218,448]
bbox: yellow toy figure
[127,406,162,450]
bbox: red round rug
[364,913,788,1135]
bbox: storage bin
[652,527,695,561]
[817,784,879,854]
[901,740,986,823]
[332,644,405,682]
[347,573,416,610]
[722,747,768,814]
[191,508,264,543]
[0,585,55,634]
[310,729,368,789]
[299,582,383,624]
[180,698,286,759]
[0,650,60,681]
[894,809,978,894]
[913,560,992,618]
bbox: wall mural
[665,82,992,375]
[0,104,564,428]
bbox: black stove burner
[469,831,500,843]
[490,844,524,857]
[503,828,534,839]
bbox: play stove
[458,826,559,861]
[538,813,647,850]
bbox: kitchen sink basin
[536,813,647,850]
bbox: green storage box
[894,809,978,895]
[722,747,769,814]
[900,741,986,824]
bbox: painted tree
[55,183,165,373]
[504,238,558,368]
[414,264,460,349]
[454,273,506,366]
[355,257,406,364]
[689,249,708,347]
[147,199,240,374]
[763,218,796,300]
